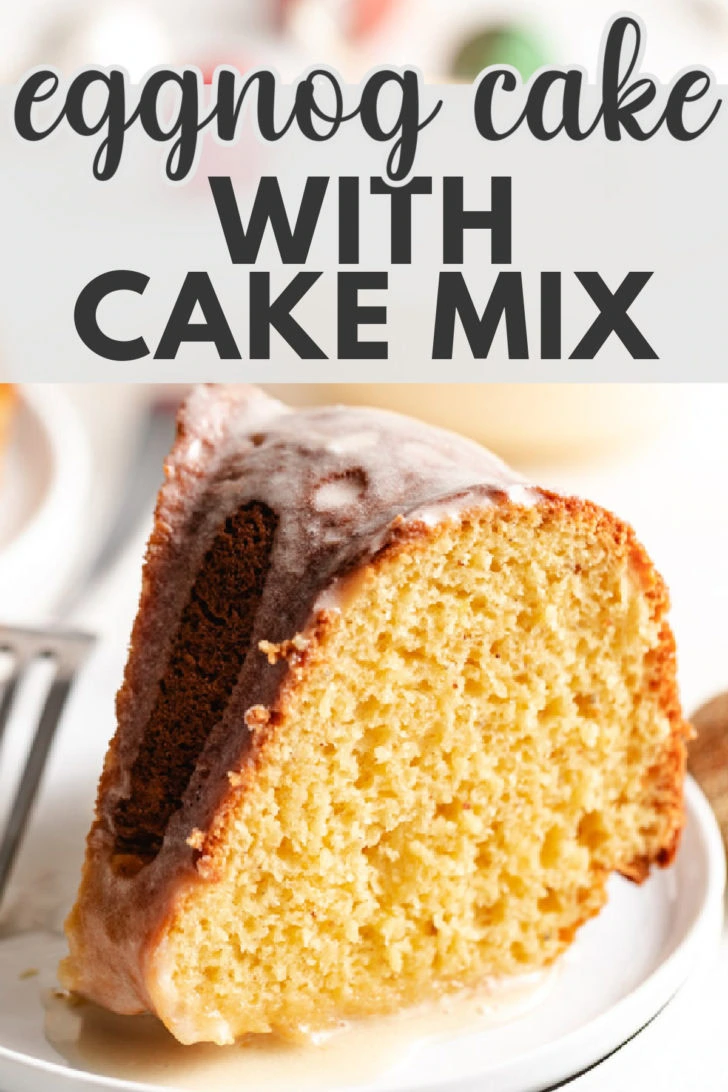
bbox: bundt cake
[62,384,687,1045]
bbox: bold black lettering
[14,70,63,140]
[214,69,295,141]
[370,177,432,264]
[249,272,326,358]
[473,70,523,140]
[570,272,657,358]
[443,177,511,264]
[210,175,328,264]
[540,273,562,359]
[74,270,149,361]
[337,272,388,358]
[128,70,204,181]
[338,177,360,264]
[64,69,128,179]
[293,69,348,139]
[433,272,528,359]
[358,70,442,182]
[600,17,659,140]
[665,71,721,139]
[525,71,589,139]
[154,272,240,359]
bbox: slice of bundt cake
[62,385,687,1045]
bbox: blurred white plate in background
[0,385,91,623]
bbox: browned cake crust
[62,385,688,1019]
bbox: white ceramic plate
[0,385,91,622]
[0,777,723,1092]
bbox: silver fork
[0,395,178,911]
[0,625,95,900]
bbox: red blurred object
[277,0,398,39]
[277,0,294,27]
[352,0,396,37]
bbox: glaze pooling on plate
[43,971,555,1092]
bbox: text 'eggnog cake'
[62,385,687,1045]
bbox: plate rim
[0,776,724,1092]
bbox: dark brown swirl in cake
[106,385,537,865]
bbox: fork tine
[0,658,25,751]
[0,631,95,903]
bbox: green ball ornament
[450,24,551,82]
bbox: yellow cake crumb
[145,503,684,1043]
